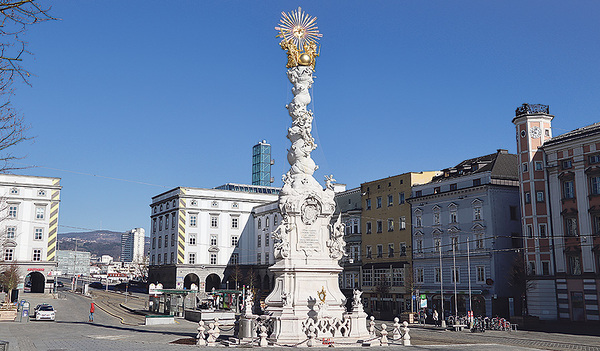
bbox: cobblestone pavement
[0,291,598,351]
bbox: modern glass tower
[252,140,273,186]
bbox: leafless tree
[0,1,55,172]
[131,255,149,281]
[0,262,19,303]
[507,253,534,316]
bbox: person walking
[89,302,95,322]
[433,309,439,326]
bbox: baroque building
[514,103,600,322]
[0,174,61,295]
[408,150,521,318]
[360,172,438,319]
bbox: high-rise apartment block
[0,174,61,294]
[121,228,145,263]
[252,140,274,186]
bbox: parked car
[34,305,56,321]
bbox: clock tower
[512,103,557,319]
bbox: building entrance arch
[205,273,221,292]
[26,271,45,293]
[184,273,200,290]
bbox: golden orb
[298,53,312,65]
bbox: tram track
[89,290,146,326]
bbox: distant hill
[58,230,150,261]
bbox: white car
[35,305,56,321]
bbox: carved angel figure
[272,217,292,259]
[326,214,346,260]
[352,289,363,309]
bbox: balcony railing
[515,103,549,116]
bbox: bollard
[402,321,411,346]
[259,325,268,347]
[196,320,207,346]
[392,317,401,340]
[369,316,376,337]
[380,323,389,346]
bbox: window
[153,219,156,233]
[387,219,394,232]
[528,261,536,275]
[376,220,382,233]
[536,191,544,202]
[232,202,238,208]
[189,253,196,264]
[190,214,197,227]
[416,239,423,253]
[563,181,574,199]
[210,253,217,265]
[6,227,16,239]
[590,176,600,195]
[392,268,404,286]
[258,218,262,229]
[388,195,393,206]
[366,222,372,234]
[265,252,269,263]
[158,236,162,248]
[399,216,406,230]
[589,154,600,164]
[476,266,485,283]
[450,210,457,223]
[266,217,270,227]
[475,233,484,249]
[473,204,482,220]
[565,217,578,236]
[522,162,528,173]
[265,232,270,246]
[256,253,261,264]
[170,252,174,264]
[172,213,176,228]
[35,207,45,220]
[231,235,239,247]
[524,192,531,204]
[415,268,424,283]
[210,215,218,228]
[451,267,460,283]
[415,190,422,197]
[171,233,175,246]
[366,199,371,210]
[434,187,441,194]
[164,235,168,247]
[210,234,217,246]
[434,268,441,283]
[376,244,383,258]
[159,216,163,231]
[400,242,407,256]
[230,217,239,229]
[353,220,359,234]
[165,215,169,229]
[274,214,278,225]
[535,161,543,171]
[363,270,373,286]
[451,237,459,251]
[4,248,13,261]
[567,254,582,275]
[593,214,600,236]
[450,183,457,191]
[231,253,239,265]
[542,261,550,276]
[563,160,572,169]
[416,215,422,227]
[152,237,156,249]
[257,234,261,247]
[32,249,41,261]
[473,179,481,186]
[510,206,518,220]
[434,238,441,252]
[158,254,162,264]
[10,188,18,195]
[388,243,394,257]
[433,212,440,225]
[34,228,43,240]
[366,245,372,259]
[527,224,533,238]
[189,233,197,245]
[376,197,382,208]
[539,224,547,238]
[399,192,405,204]
[164,252,167,264]
[8,205,17,218]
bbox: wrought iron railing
[515,103,549,116]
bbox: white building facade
[0,174,61,294]
[148,184,278,291]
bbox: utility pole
[439,243,446,328]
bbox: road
[1,290,599,350]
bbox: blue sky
[8,0,600,234]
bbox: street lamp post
[439,243,446,328]
[467,234,473,324]
[452,240,458,319]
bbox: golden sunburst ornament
[275,7,322,50]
